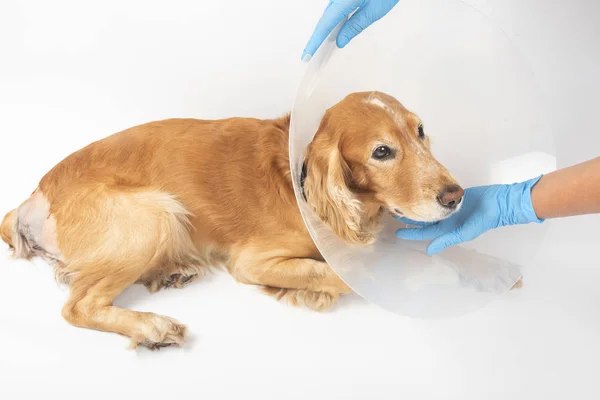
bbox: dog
[0,91,464,349]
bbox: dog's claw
[162,272,197,290]
[147,342,174,350]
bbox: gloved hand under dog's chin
[394,176,544,255]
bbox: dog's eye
[418,123,425,139]
[372,145,393,160]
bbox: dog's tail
[0,209,16,249]
[1,209,31,258]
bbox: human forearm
[531,157,600,220]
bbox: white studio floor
[1,229,600,400]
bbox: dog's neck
[300,161,308,201]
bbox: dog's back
[32,115,301,244]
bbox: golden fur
[1,91,464,349]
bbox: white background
[0,0,599,399]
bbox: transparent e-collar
[289,0,556,318]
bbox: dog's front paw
[299,290,338,311]
[262,287,340,312]
[141,261,203,293]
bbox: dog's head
[304,91,463,245]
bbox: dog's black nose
[437,184,464,209]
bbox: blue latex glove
[395,176,545,255]
[302,0,400,60]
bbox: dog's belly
[16,190,63,266]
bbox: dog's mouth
[389,201,462,223]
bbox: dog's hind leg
[62,259,188,349]
[54,187,198,349]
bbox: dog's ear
[304,116,375,245]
